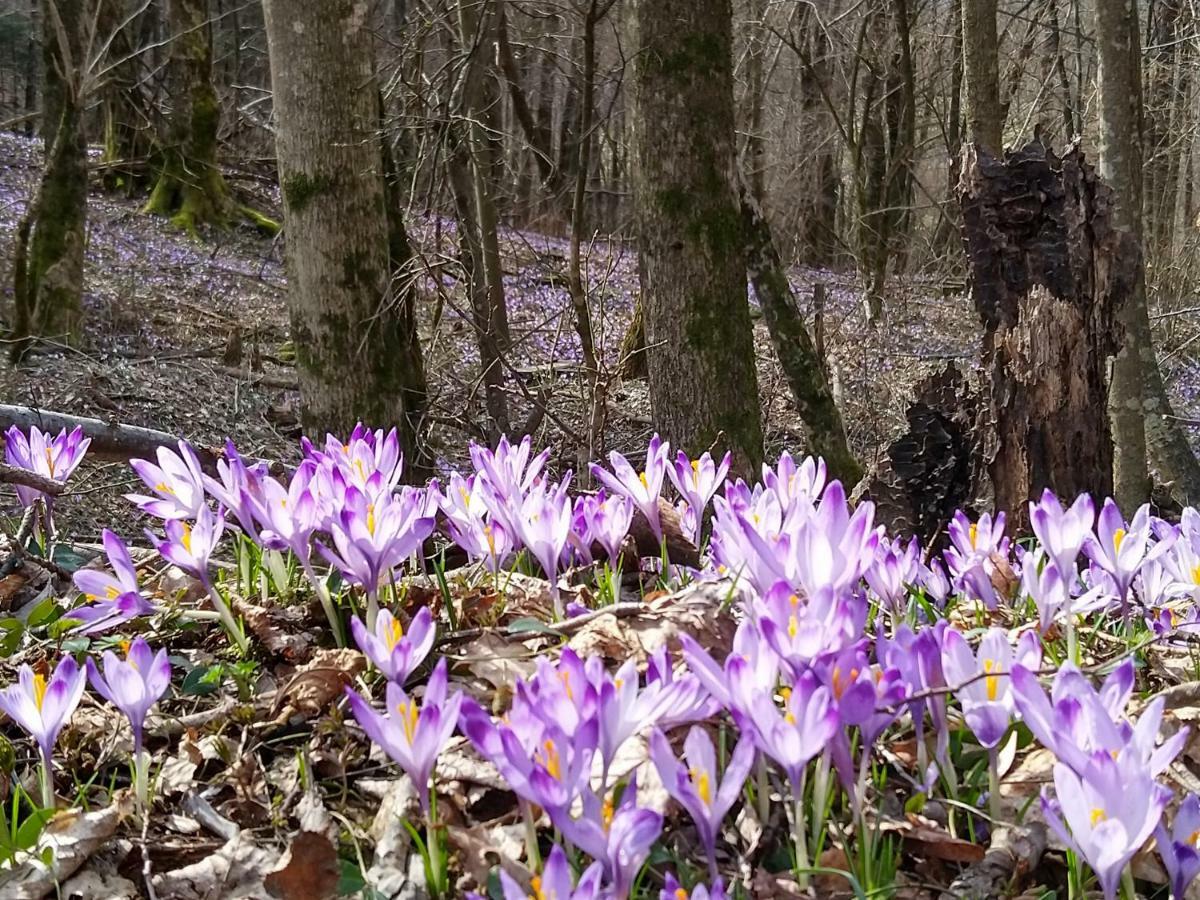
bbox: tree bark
[740,179,861,486]
[143,0,232,235]
[261,0,426,449]
[961,0,1003,153]
[631,0,763,476]
[13,0,89,356]
[959,141,1133,528]
[1094,0,1152,508]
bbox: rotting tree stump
[959,139,1138,530]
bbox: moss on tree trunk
[631,0,763,476]
[142,0,231,236]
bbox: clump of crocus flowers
[5,423,1200,898]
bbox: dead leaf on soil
[566,581,736,664]
[263,831,341,900]
[267,648,364,723]
[151,831,276,900]
[0,792,134,899]
[232,596,314,663]
[446,822,528,892]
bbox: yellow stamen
[983,659,999,701]
[689,767,712,806]
[675,891,689,900]
[105,586,119,600]
[602,795,615,831]
[180,523,193,554]
[789,593,800,607]
[385,618,404,650]
[691,458,701,486]
[559,671,573,701]
[32,674,47,711]
[536,739,562,781]
[1091,807,1107,827]
[968,522,978,548]
[1189,828,1200,847]
[484,524,496,555]
[396,700,419,744]
[1113,528,1126,553]
[638,472,648,489]
[44,448,54,477]
[366,503,376,536]
[154,481,176,495]
[1192,564,1200,586]
[530,874,546,900]
[787,615,798,638]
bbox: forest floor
[0,129,1197,537]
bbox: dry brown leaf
[232,596,313,663]
[61,870,140,899]
[452,632,540,703]
[566,581,736,664]
[263,831,341,900]
[895,815,986,864]
[151,832,275,900]
[0,792,134,898]
[268,648,364,723]
[446,822,528,892]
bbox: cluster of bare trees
[3,0,1200,506]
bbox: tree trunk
[13,0,89,356]
[631,0,763,476]
[143,0,232,235]
[961,0,1003,153]
[261,0,426,448]
[99,0,157,194]
[740,179,861,486]
[1094,0,1152,508]
[959,141,1132,528]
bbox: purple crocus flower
[127,441,209,520]
[201,439,268,536]
[486,844,605,900]
[733,665,837,791]
[1156,794,1200,899]
[345,657,462,812]
[662,874,727,900]
[761,452,826,508]
[149,506,248,652]
[649,727,755,877]
[1029,489,1095,582]
[1041,756,1169,900]
[576,489,634,565]
[4,425,90,509]
[0,657,86,807]
[1084,500,1162,602]
[667,450,730,538]
[944,510,1008,576]
[1020,550,1105,634]
[70,530,157,634]
[941,627,1040,748]
[865,535,920,615]
[1010,660,1186,780]
[320,486,436,627]
[919,559,952,607]
[590,434,669,542]
[555,775,663,900]
[349,606,435,685]
[85,637,170,755]
[513,478,574,618]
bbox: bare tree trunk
[631,0,763,475]
[13,0,89,357]
[1094,0,1151,507]
[959,141,1131,528]
[961,0,1003,153]
[740,179,861,485]
[454,0,512,438]
[143,0,232,235]
[261,0,426,447]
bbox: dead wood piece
[958,139,1135,527]
[939,824,1047,900]
[0,463,65,497]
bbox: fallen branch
[938,824,1047,900]
[0,463,65,496]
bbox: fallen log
[0,405,224,472]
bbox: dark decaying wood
[958,139,1137,529]
[939,824,1047,900]
[857,363,979,546]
